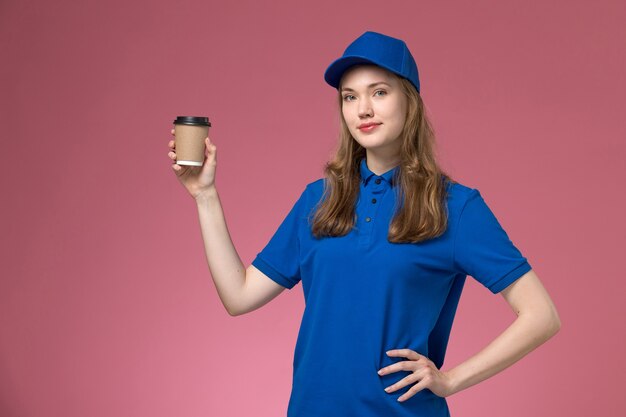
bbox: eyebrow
[340,82,391,92]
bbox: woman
[167,31,561,417]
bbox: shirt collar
[359,158,399,187]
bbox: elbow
[550,310,562,335]
[544,283,561,336]
[227,306,241,317]
[225,301,241,317]
[542,307,561,338]
[522,306,561,339]
[227,303,250,317]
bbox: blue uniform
[251,158,532,417]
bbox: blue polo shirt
[251,158,532,417]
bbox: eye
[374,90,387,97]
[342,94,355,102]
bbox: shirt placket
[358,177,387,248]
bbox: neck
[364,152,400,176]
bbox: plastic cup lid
[173,116,211,127]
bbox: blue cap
[324,31,420,93]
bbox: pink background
[1,0,624,416]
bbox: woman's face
[340,65,407,153]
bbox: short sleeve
[251,186,308,290]
[453,189,532,294]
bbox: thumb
[203,137,217,164]
[206,137,217,153]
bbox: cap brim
[324,56,384,89]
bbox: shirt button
[365,217,371,222]
[371,198,377,204]
[375,178,381,184]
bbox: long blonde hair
[310,73,457,243]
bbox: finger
[168,140,175,149]
[168,151,176,160]
[397,379,428,402]
[379,358,414,376]
[206,137,217,153]
[384,373,419,394]
[388,349,419,360]
[171,129,175,135]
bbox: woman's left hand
[378,349,456,401]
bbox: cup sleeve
[453,189,532,294]
[251,187,308,290]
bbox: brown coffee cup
[173,116,211,166]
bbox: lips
[358,123,381,132]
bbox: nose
[358,97,373,118]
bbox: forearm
[195,187,245,315]
[445,312,560,395]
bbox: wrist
[194,186,218,203]
[444,367,463,396]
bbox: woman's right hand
[168,128,217,199]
